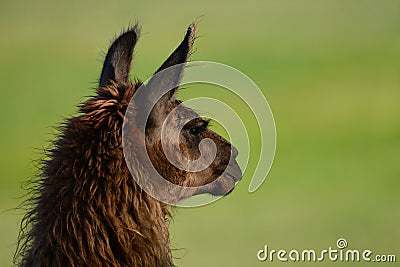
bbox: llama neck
[19,116,172,267]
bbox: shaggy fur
[17,82,172,267]
[15,23,241,267]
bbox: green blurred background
[1,1,399,266]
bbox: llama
[16,23,241,267]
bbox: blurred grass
[0,0,399,266]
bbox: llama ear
[136,23,196,129]
[154,22,195,76]
[99,25,140,86]
[147,23,196,102]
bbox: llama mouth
[206,161,242,196]
[224,161,242,183]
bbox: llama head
[99,23,242,202]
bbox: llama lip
[199,162,241,196]
[224,161,242,183]
[217,161,242,195]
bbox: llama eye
[189,126,205,136]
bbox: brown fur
[17,82,173,267]
[15,23,241,267]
